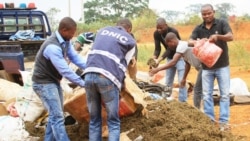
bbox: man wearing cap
[74,32,95,51]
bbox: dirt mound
[120,100,243,141]
[25,99,247,141]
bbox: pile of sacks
[0,68,149,140]
[0,70,44,140]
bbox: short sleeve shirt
[190,18,232,69]
[75,32,95,46]
[176,41,201,70]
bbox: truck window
[32,17,42,31]
[3,17,28,31]
[18,17,28,30]
[0,6,51,40]
[3,17,16,32]
[3,16,44,32]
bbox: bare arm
[180,61,191,87]
[209,32,233,42]
[188,39,196,47]
[149,53,182,76]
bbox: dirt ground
[24,66,250,141]
[24,67,250,141]
[24,22,250,140]
[25,96,250,141]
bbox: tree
[161,10,181,24]
[215,3,235,20]
[186,4,202,15]
[182,4,202,25]
[238,14,250,21]
[46,8,61,31]
[84,0,149,24]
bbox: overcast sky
[2,0,250,21]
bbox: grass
[137,41,250,70]
[136,43,154,71]
[228,40,250,70]
[136,41,250,90]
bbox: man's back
[84,26,136,90]
[176,41,201,70]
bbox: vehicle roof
[0,9,46,16]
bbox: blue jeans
[165,58,187,102]
[193,69,202,109]
[84,73,120,141]
[202,66,230,123]
[32,82,69,141]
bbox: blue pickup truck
[0,2,52,85]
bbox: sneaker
[219,123,231,131]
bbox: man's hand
[209,35,218,43]
[154,59,160,66]
[149,67,159,77]
[147,58,159,68]
[180,79,186,88]
[129,57,136,67]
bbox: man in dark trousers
[152,17,187,102]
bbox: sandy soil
[187,66,250,140]
[24,22,250,141]
[24,66,250,141]
[25,96,250,141]
[135,22,250,140]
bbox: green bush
[76,21,113,35]
[75,8,157,40]
[136,43,154,70]
[229,40,250,70]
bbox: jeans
[84,72,120,141]
[202,66,230,123]
[165,58,187,102]
[193,69,203,109]
[32,82,69,141]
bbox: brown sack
[0,103,8,116]
[64,75,148,123]
[63,87,107,125]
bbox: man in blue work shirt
[32,17,86,141]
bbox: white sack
[0,78,23,101]
[14,71,44,122]
[0,116,30,141]
[214,78,250,96]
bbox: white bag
[14,71,44,122]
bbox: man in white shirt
[149,32,203,110]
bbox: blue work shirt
[43,31,86,87]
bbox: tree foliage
[161,10,181,24]
[215,3,235,20]
[46,8,61,31]
[84,0,149,24]
[186,4,202,15]
[160,3,236,25]
[238,14,250,21]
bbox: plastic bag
[14,70,44,122]
[192,39,223,68]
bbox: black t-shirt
[190,18,233,69]
[153,27,181,59]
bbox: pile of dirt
[120,100,244,141]
[25,100,246,141]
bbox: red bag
[192,39,223,68]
